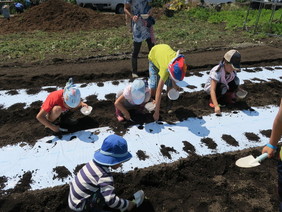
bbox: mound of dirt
[0,0,125,33]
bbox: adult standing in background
[124,0,155,78]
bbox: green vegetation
[187,6,282,33]
[0,5,281,64]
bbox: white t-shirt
[204,64,237,94]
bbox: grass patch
[0,5,281,65]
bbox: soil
[0,0,282,212]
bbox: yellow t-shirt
[148,44,177,82]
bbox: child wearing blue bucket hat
[68,134,144,211]
[148,44,187,121]
[36,78,88,133]
[115,79,151,122]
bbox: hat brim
[231,63,240,70]
[65,100,80,108]
[132,95,145,105]
[93,150,132,166]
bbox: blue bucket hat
[93,135,132,166]
[63,78,81,108]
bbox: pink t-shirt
[41,89,68,113]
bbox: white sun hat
[63,78,81,108]
[131,79,146,105]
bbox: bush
[151,0,171,7]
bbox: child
[115,79,151,122]
[148,44,187,121]
[261,98,282,211]
[36,78,88,133]
[204,49,242,115]
[68,134,143,211]
[124,0,155,78]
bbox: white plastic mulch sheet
[0,66,281,190]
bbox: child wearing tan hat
[204,49,246,115]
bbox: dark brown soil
[0,48,282,212]
[0,0,126,33]
[0,0,282,211]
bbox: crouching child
[68,134,144,211]
[114,79,151,122]
[204,49,246,115]
[36,78,88,133]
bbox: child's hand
[214,106,221,115]
[153,110,159,121]
[52,125,61,133]
[123,112,131,121]
[132,15,139,22]
[127,200,136,211]
[81,102,88,108]
[262,145,275,158]
[173,85,181,91]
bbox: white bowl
[80,106,93,116]
[140,14,149,19]
[167,88,180,100]
[145,102,156,112]
[236,90,248,99]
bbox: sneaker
[209,99,224,108]
[132,73,139,78]
[209,102,215,108]
[116,115,125,122]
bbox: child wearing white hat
[114,79,151,122]
[68,134,144,211]
[36,78,88,133]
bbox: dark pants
[215,79,239,97]
[83,191,111,212]
[15,7,24,13]
[215,78,239,105]
[132,38,154,74]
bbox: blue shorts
[148,61,172,89]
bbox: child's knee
[48,106,63,122]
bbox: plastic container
[145,102,156,112]
[80,106,93,116]
[140,14,149,19]
[167,88,180,100]
[236,89,248,99]
[133,190,145,207]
